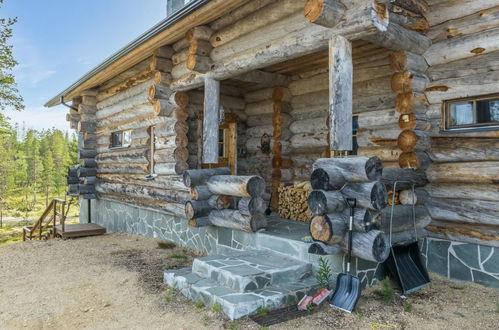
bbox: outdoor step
[164,266,319,320]
[191,250,312,292]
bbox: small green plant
[316,257,332,289]
[195,301,205,309]
[257,307,269,316]
[182,247,188,253]
[306,304,314,312]
[157,241,176,249]
[164,294,172,303]
[374,277,394,302]
[211,302,222,314]
[171,254,188,260]
[355,308,364,319]
[228,323,238,330]
[403,301,413,312]
[259,327,269,330]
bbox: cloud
[4,106,70,132]
[11,37,57,86]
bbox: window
[110,130,132,148]
[444,94,499,131]
[202,114,237,174]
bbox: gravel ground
[0,233,497,329]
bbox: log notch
[203,77,220,163]
[271,87,289,210]
[329,34,353,151]
[389,50,432,170]
[186,26,213,73]
[304,0,346,28]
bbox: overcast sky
[2,0,166,132]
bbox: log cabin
[46,0,499,318]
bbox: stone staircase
[164,250,319,319]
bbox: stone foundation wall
[79,198,498,289]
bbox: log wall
[422,0,499,247]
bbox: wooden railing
[22,199,66,241]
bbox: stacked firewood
[307,156,391,263]
[183,168,267,232]
[277,181,312,222]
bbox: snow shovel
[330,198,361,313]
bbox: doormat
[250,305,314,327]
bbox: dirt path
[0,233,497,329]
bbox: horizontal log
[363,22,431,55]
[246,100,291,116]
[238,197,265,216]
[427,161,499,184]
[429,138,499,163]
[399,151,431,169]
[183,167,231,187]
[247,113,292,127]
[79,158,97,168]
[149,84,173,100]
[77,167,97,177]
[96,147,148,164]
[391,71,429,93]
[340,181,388,211]
[339,230,390,263]
[186,26,213,42]
[427,50,499,81]
[426,183,499,202]
[389,50,428,72]
[208,209,266,232]
[426,220,499,248]
[308,241,342,255]
[289,117,327,134]
[380,168,428,190]
[309,214,346,245]
[395,92,428,114]
[185,200,211,219]
[304,0,346,28]
[245,87,292,103]
[398,113,430,131]
[97,163,148,175]
[97,79,153,110]
[189,185,212,200]
[207,175,265,198]
[380,205,431,234]
[154,162,188,175]
[97,182,188,204]
[97,173,186,191]
[357,145,401,163]
[207,194,235,210]
[397,130,431,152]
[313,156,383,182]
[308,190,345,215]
[79,149,97,158]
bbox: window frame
[443,93,499,133]
[110,130,132,149]
[201,113,237,174]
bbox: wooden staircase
[22,199,66,241]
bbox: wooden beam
[363,22,431,55]
[329,35,353,151]
[203,77,220,163]
[234,70,291,87]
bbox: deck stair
[164,250,319,319]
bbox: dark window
[110,130,131,148]
[444,94,499,131]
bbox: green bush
[316,257,332,289]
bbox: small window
[444,94,499,131]
[110,130,132,148]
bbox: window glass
[110,130,131,148]
[111,132,122,147]
[122,130,132,146]
[450,102,473,126]
[476,99,499,124]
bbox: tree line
[0,113,78,216]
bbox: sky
[2,0,166,132]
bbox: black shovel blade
[330,273,362,313]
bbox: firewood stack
[277,181,313,222]
[307,156,391,263]
[183,168,267,232]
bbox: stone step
[164,267,319,320]
[191,250,312,292]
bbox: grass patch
[450,285,465,290]
[164,294,172,303]
[374,277,394,302]
[256,307,269,316]
[157,241,176,249]
[171,254,188,260]
[496,302,499,314]
[195,301,205,309]
[228,323,238,330]
[211,303,222,314]
[259,327,269,330]
[355,308,364,319]
[403,301,413,312]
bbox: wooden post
[329,35,353,151]
[203,77,220,163]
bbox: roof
[45,0,213,107]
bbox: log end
[371,231,390,263]
[304,0,324,23]
[307,190,327,216]
[309,215,332,243]
[371,182,388,210]
[247,176,266,197]
[365,156,383,181]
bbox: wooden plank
[203,77,220,163]
[55,224,106,238]
[329,35,353,151]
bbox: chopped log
[188,217,211,228]
[79,149,97,158]
[380,205,431,233]
[339,230,390,263]
[79,158,97,168]
[185,200,211,219]
[309,214,346,244]
[154,71,172,85]
[83,176,97,185]
[396,92,428,115]
[397,130,431,152]
[398,151,431,169]
[189,39,212,56]
[203,77,220,163]
[308,190,345,215]
[398,113,430,131]
[313,156,383,182]
[340,181,388,211]
[381,168,428,189]
[207,175,265,198]
[186,55,212,73]
[183,167,231,187]
[149,84,172,100]
[208,209,266,232]
[391,71,428,93]
[310,168,346,191]
[389,50,428,72]
[190,185,212,200]
[363,22,431,55]
[304,0,346,28]
[238,197,264,216]
[149,56,173,73]
[329,34,353,151]
[186,26,213,42]
[154,162,188,175]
